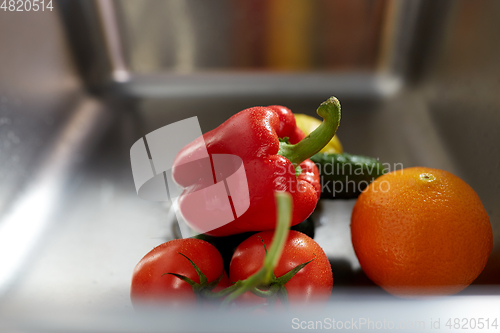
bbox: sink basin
[1,1,499,331]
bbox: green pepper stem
[278,97,341,167]
[220,192,292,307]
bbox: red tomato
[131,238,228,307]
[229,230,333,307]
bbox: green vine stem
[171,191,313,307]
[219,192,292,307]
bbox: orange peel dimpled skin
[351,167,493,298]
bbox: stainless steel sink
[1,0,499,332]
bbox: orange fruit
[351,167,493,297]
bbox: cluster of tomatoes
[131,227,333,308]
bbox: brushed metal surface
[0,0,499,331]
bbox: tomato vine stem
[169,191,315,308]
[219,192,292,307]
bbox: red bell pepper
[173,97,341,237]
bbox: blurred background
[0,0,499,331]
